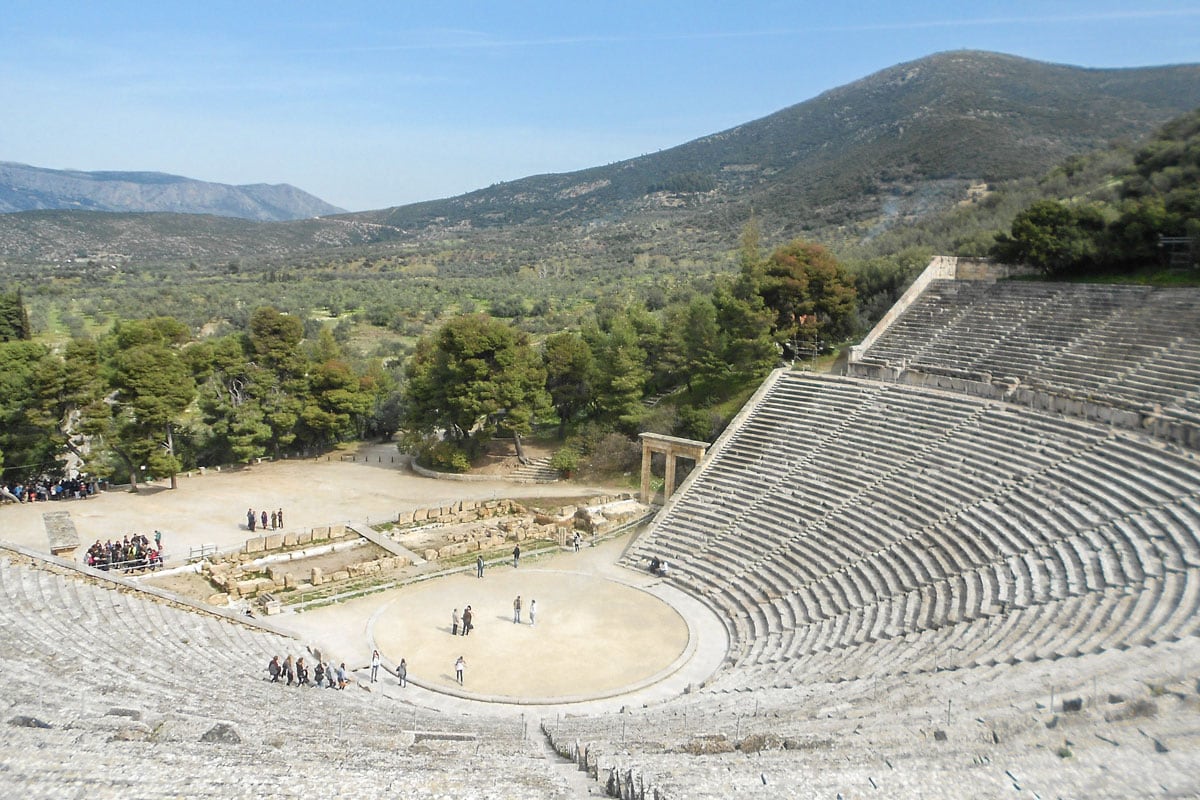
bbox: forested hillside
[2,54,1198,489]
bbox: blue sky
[2,1,1198,211]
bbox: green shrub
[550,447,580,476]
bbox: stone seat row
[856,280,1200,420]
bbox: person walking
[452,608,460,636]
[573,531,581,552]
[454,656,465,685]
[282,655,295,685]
[529,598,537,627]
[370,649,381,682]
[513,595,522,624]
[462,605,473,636]
[476,554,484,578]
[512,544,520,568]
[397,658,407,688]
[337,662,348,689]
[267,655,281,683]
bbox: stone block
[311,526,329,542]
[424,549,439,561]
[364,561,381,574]
[297,530,313,545]
[236,579,259,596]
[380,557,396,571]
[462,500,477,511]
[268,566,285,584]
[206,593,230,606]
[413,507,428,521]
[283,573,297,589]
[330,524,346,538]
[209,561,230,576]
[396,510,414,525]
[226,584,240,599]
[255,577,277,594]
[244,537,266,554]
[331,570,350,582]
[282,533,297,547]
[311,567,324,585]
[515,529,526,542]
[263,534,283,550]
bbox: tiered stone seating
[627,372,1200,687]
[0,548,566,799]
[854,280,1200,433]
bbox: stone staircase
[509,457,559,483]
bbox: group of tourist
[1,478,97,504]
[270,652,410,689]
[451,605,475,636]
[245,507,284,532]
[268,655,348,688]
[85,531,164,572]
[513,594,537,625]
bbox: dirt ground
[0,442,701,703]
[284,534,692,700]
[0,441,613,565]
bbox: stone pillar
[640,438,654,504]
[664,453,677,502]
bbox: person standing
[277,508,284,528]
[370,649,381,682]
[247,508,256,532]
[337,662,347,689]
[529,598,537,627]
[512,544,520,568]
[573,531,581,552]
[476,554,484,578]
[397,658,407,688]
[452,608,460,636]
[513,595,521,624]
[267,655,281,683]
[454,656,465,685]
[154,529,163,550]
[462,605,473,636]
[270,510,278,530]
[282,655,294,686]
[261,509,268,531]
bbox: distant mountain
[357,51,1200,239]
[0,51,1197,265]
[0,162,345,221]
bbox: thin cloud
[289,8,1200,54]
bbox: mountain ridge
[1,50,1197,265]
[0,161,345,222]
